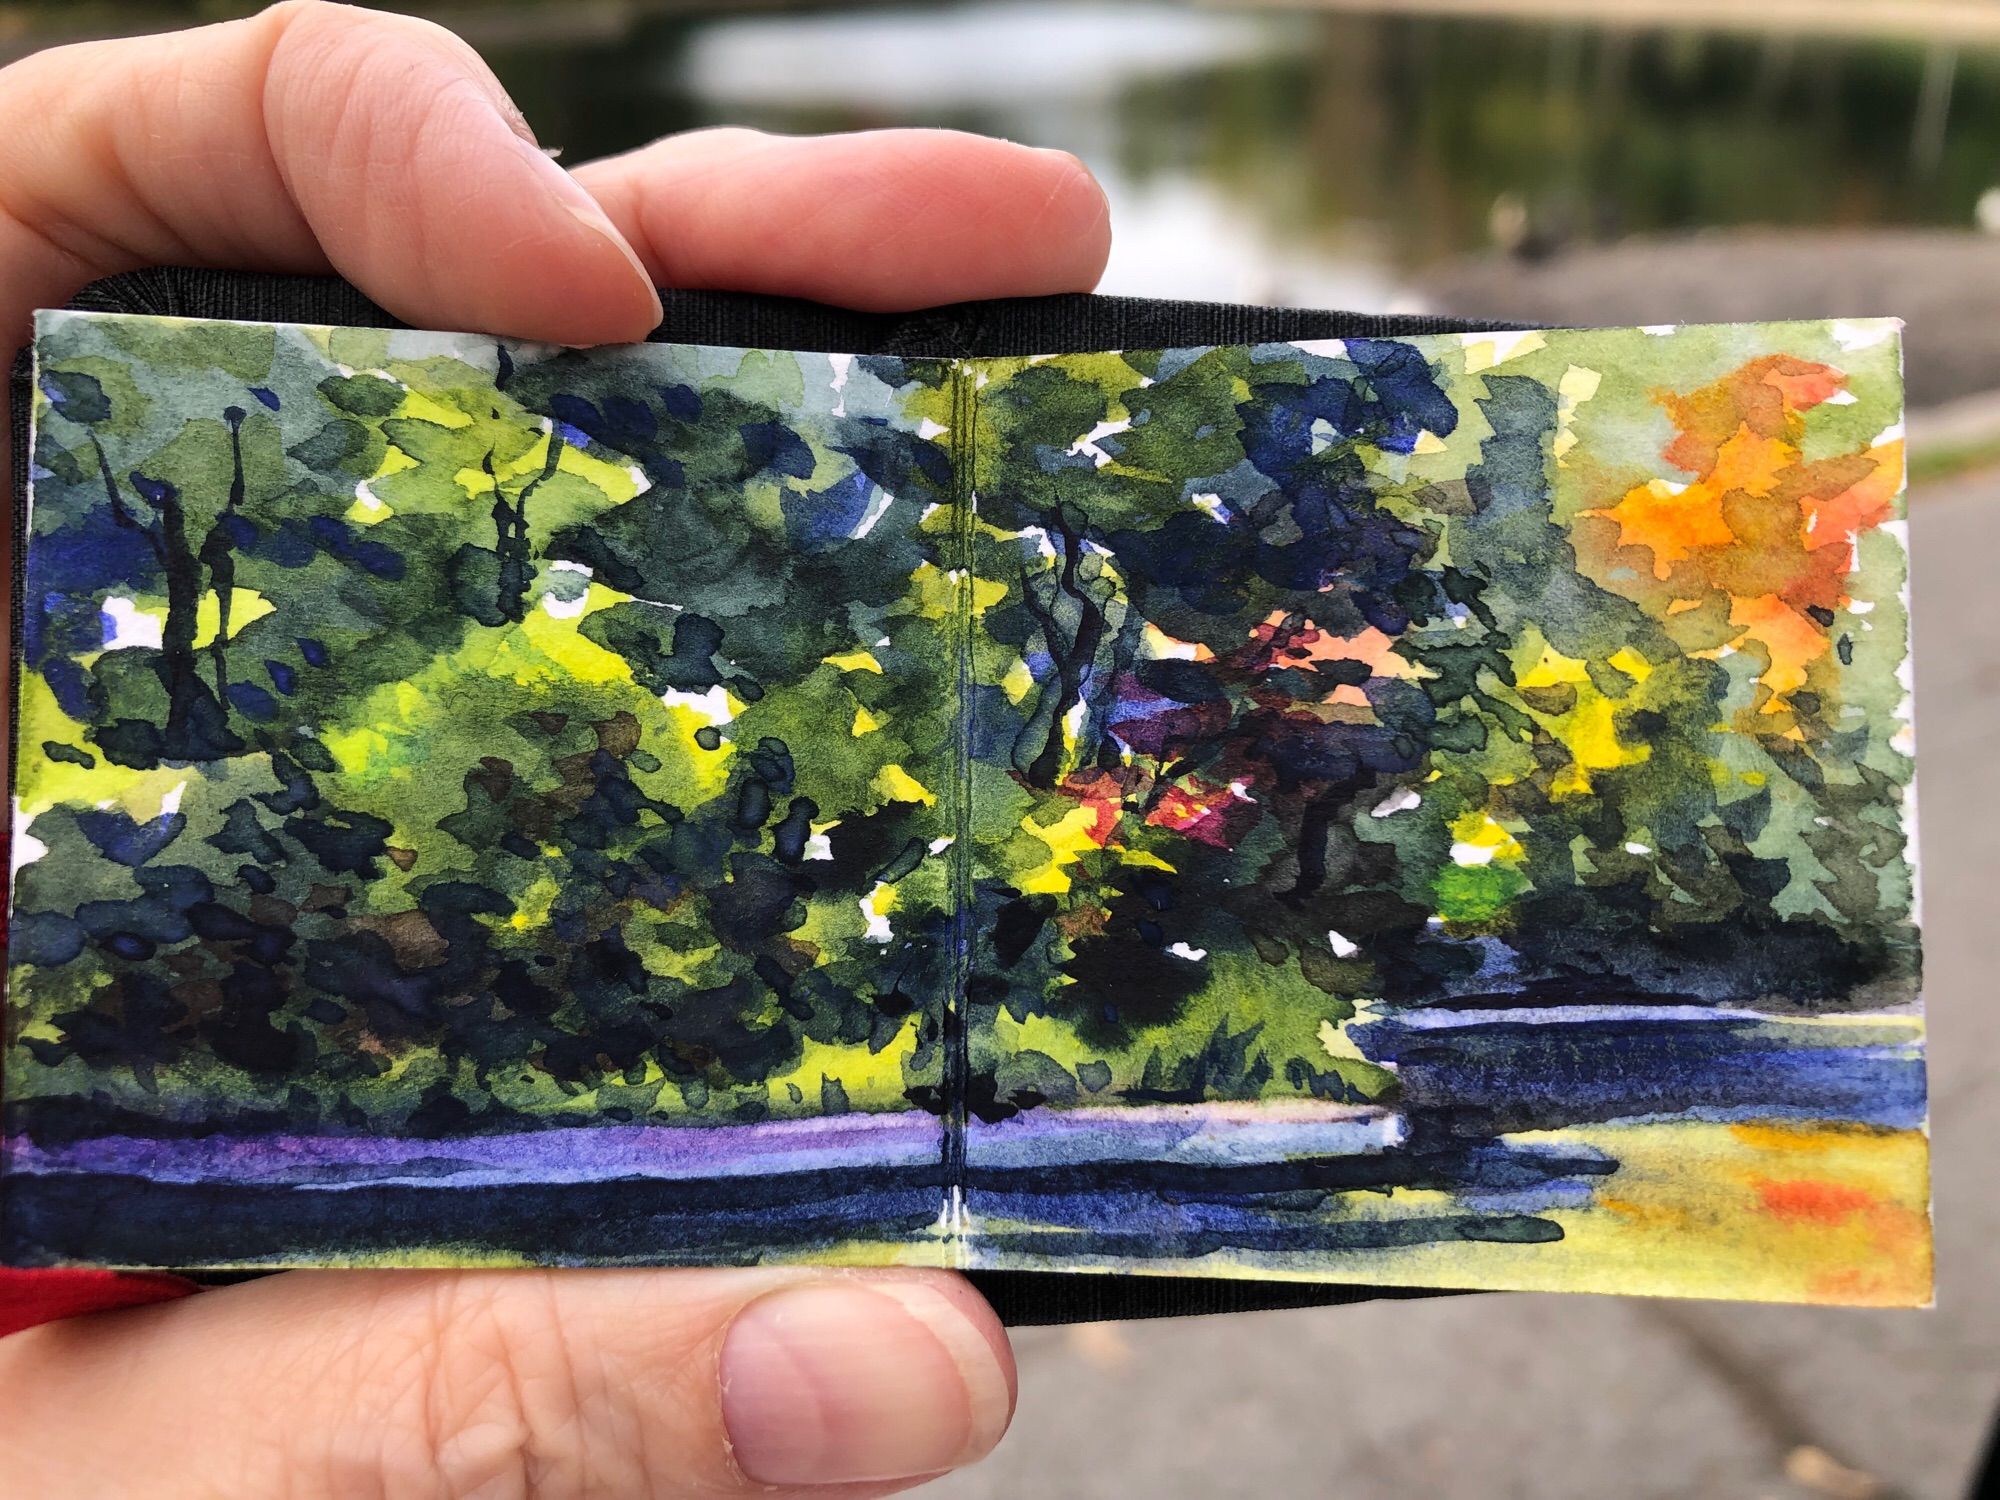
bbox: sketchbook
[3,308,1928,1305]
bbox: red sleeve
[0,1267,199,1338]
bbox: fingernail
[721,1279,1013,1486]
[505,121,660,316]
[558,200,659,301]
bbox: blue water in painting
[4,1006,1921,1267]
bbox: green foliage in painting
[7,314,1915,1139]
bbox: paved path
[931,472,2000,1500]
[1420,231,2000,410]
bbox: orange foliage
[1056,768,1127,845]
[1248,615,1417,674]
[1583,354,1900,713]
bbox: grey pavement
[928,472,2000,1500]
[1419,230,2000,410]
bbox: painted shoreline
[2,1008,1927,1290]
[3,1007,1925,1189]
[2,1099,1401,1189]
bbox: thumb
[0,1267,1017,1498]
[0,0,662,347]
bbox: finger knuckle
[263,0,493,81]
[255,0,349,41]
[262,0,507,167]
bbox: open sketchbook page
[5,311,1926,1305]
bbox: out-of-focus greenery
[5,5,1996,291]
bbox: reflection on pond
[467,2,2000,309]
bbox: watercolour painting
[3,310,1927,1305]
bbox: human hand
[0,3,1113,1495]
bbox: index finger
[574,126,1112,311]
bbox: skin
[0,3,1113,1496]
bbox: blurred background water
[11,0,2000,314]
[507,0,2000,311]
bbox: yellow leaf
[873,763,936,806]
[191,588,276,650]
[825,649,884,674]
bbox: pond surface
[20,1,1999,307]
[7,1005,1924,1308]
